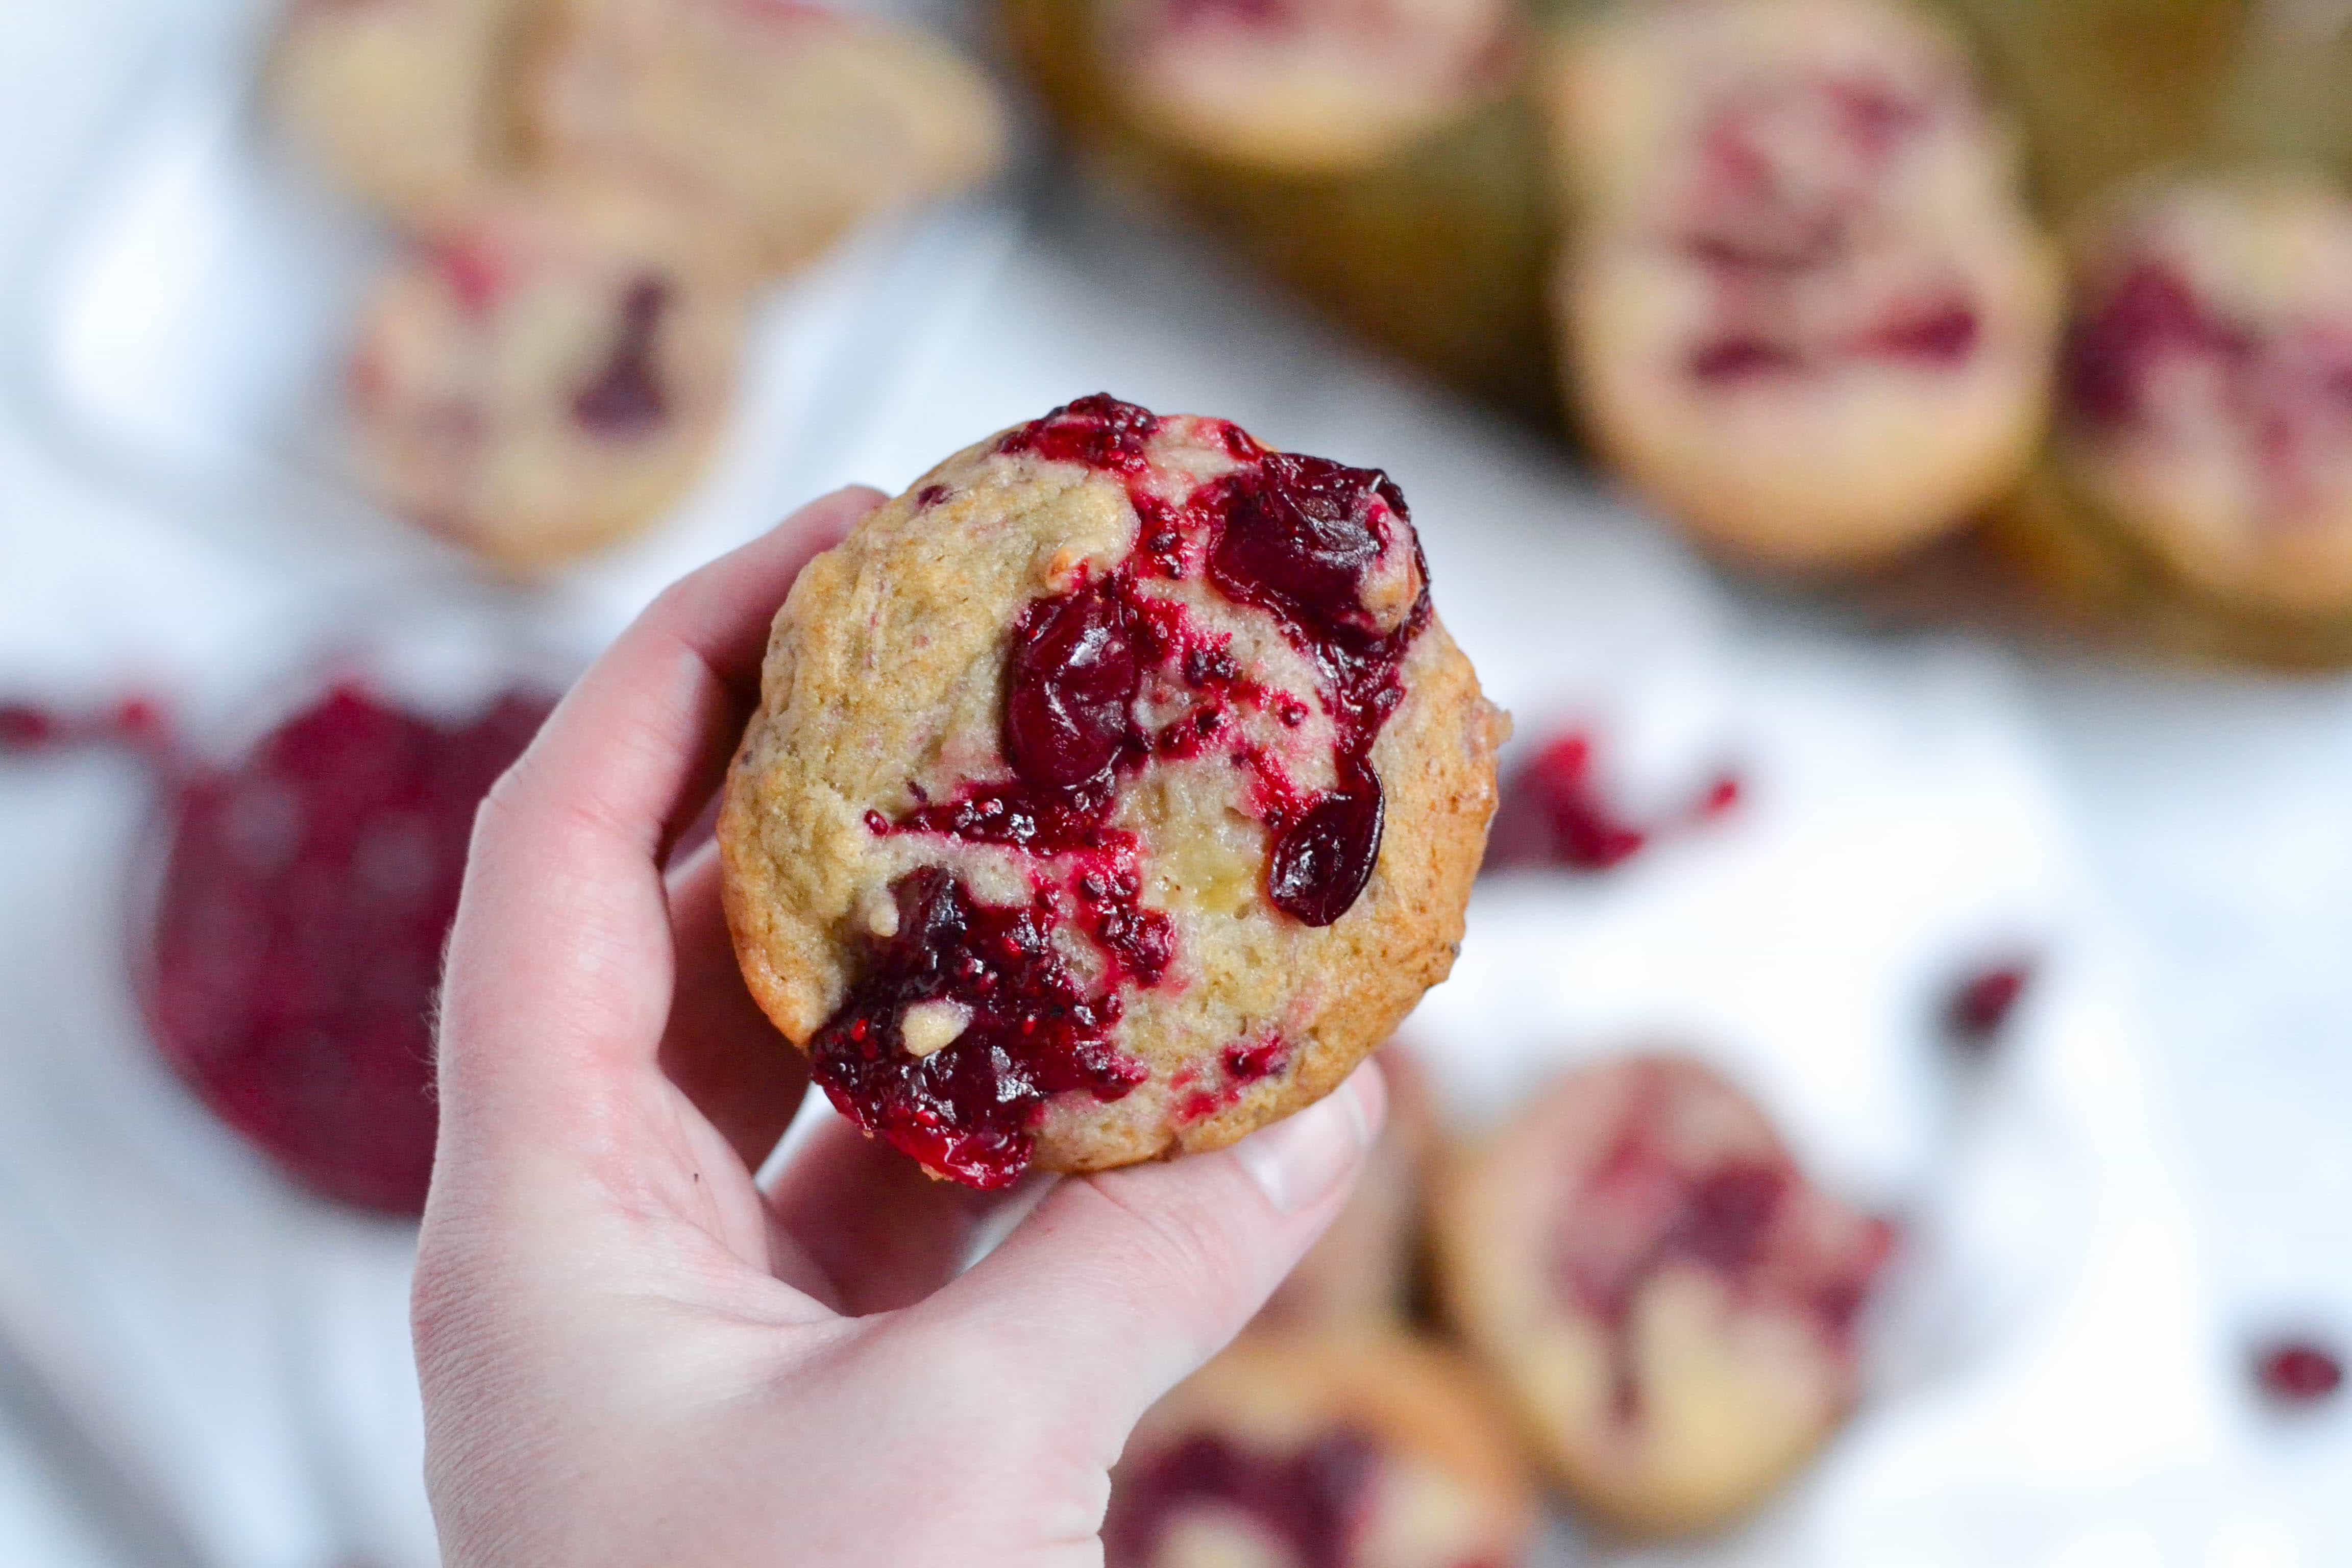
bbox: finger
[659,844,810,1172]
[436,488,881,1175]
[763,1115,1027,1316]
[916,1064,1386,1436]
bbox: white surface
[0,2,2347,1566]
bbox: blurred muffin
[1106,1332,1536,1568]
[1005,0,1559,419]
[1256,1045,1437,1330]
[267,0,532,222]
[1545,0,2062,570]
[1434,1053,1895,1536]
[519,0,1006,273]
[346,181,751,572]
[1096,0,1521,174]
[2000,170,2352,663]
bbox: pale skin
[416,486,1388,1567]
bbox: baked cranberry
[1859,301,1980,364]
[571,277,670,436]
[999,392,1161,475]
[2064,262,2243,427]
[1003,580,1142,789]
[1106,1429,1379,1568]
[1554,1072,1892,1420]
[1223,1033,1290,1084]
[2255,1339,2344,1406]
[432,237,508,316]
[1690,338,1804,382]
[1268,781,1385,926]
[1208,453,1403,639]
[914,483,950,508]
[143,683,552,1214]
[808,868,1148,1189]
[1944,961,2031,1048]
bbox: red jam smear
[813,397,1432,1187]
[1483,730,1739,874]
[144,682,551,1215]
[571,277,671,436]
[806,867,1148,1189]
[2256,1339,2345,1406]
[1106,1429,1380,1568]
[1552,1066,1895,1420]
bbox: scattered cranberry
[0,703,60,750]
[571,276,671,436]
[1484,730,1741,874]
[1105,1429,1378,1568]
[1944,961,2032,1049]
[2255,1339,2344,1406]
[143,682,552,1214]
[0,695,175,761]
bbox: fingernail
[1235,1074,1375,1214]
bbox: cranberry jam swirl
[722,395,1496,1189]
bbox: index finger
[434,488,883,1182]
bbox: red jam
[1106,1429,1380,1568]
[814,397,1432,1187]
[806,868,1149,1189]
[1552,1067,1895,1420]
[2255,1339,2344,1406]
[571,277,671,436]
[143,683,551,1214]
[1483,730,1740,874]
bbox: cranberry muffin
[345,181,750,572]
[1106,1332,1536,1568]
[719,396,1504,1189]
[2001,172,2352,663]
[1256,1044,1437,1330]
[1546,0,2062,570]
[1095,0,1522,174]
[267,0,529,222]
[1434,1054,1895,1536]
[519,0,1006,274]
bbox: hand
[415,489,1388,1568]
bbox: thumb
[916,1062,1387,1440]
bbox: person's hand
[414,488,1388,1567]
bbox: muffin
[1094,0,1522,174]
[1105,1332,1536,1568]
[2000,170,2352,663]
[267,0,529,222]
[719,395,1504,1189]
[1004,0,1559,420]
[1545,0,2063,569]
[519,0,1007,273]
[345,181,751,572]
[1434,1053,1896,1536]
[1256,1044,1437,1329]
